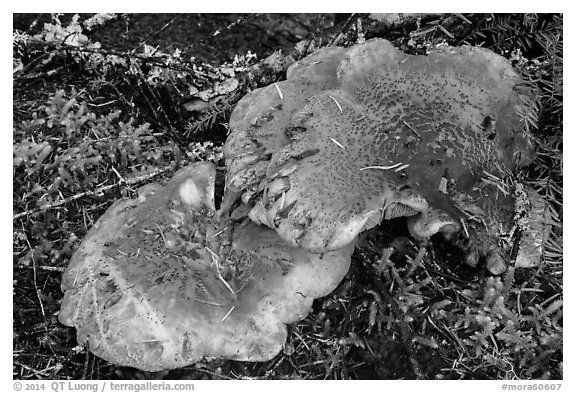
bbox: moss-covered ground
[13,13,562,380]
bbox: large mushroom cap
[222,46,347,211]
[59,162,353,371]
[224,38,535,268]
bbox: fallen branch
[131,14,184,52]
[13,162,188,220]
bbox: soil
[14,13,339,65]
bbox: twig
[192,366,233,380]
[327,13,360,47]
[221,305,235,322]
[81,347,90,380]
[460,217,470,239]
[212,14,256,37]
[14,51,56,81]
[300,14,326,58]
[131,64,171,128]
[455,13,472,24]
[14,361,51,378]
[13,163,183,220]
[329,95,343,112]
[156,224,167,244]
[274,83,284,99]
[437,24,455,39]
[19,265,66,272]
[360,163,404,171]
[111,167,126,184]
[194,298,224,307]
[25,14,45,32]
[15,63,72,81]
[205,246,236,296]
[132,14,184,52]
[178,14,256,55]
[402,120,422,139]
[394,163,410,172]
[410,25,438,38]
[210,227,228,237]
[14,38,194,78]
[330,137,346,150]
[27,228,55,355]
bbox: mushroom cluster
[223,38,536,273]
[60,38,542,371]
[60,162,354,371]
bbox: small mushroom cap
[59,162,354,371]
[226,38,535,255]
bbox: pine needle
[360,163,404,171]
[329,95,343,112]
[330,137,346,150]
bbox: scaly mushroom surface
[224,38,537,273]
[222,46,347,211]
[59,162,353,371]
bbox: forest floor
[13,13,563,380]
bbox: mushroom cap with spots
[59,162,354,371]
[224,38,536,272]
[221,46,347,212]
